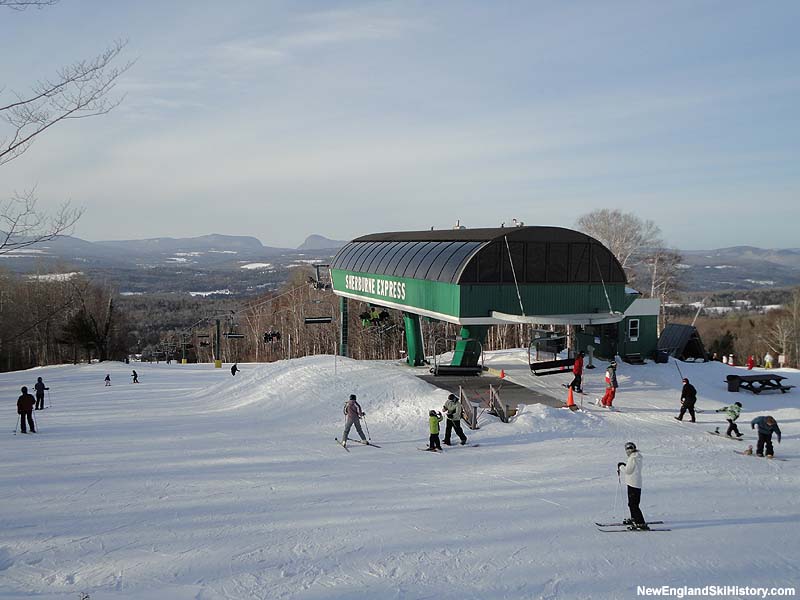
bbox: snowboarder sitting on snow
[617,442,647,530]
[104,374,111,386]
[17,386,36,434]
[342,394,368,446]
[674,378,697,423]
[751,415,781,458]
[715,401,743,437]
[230,364,239,376]
[427,410,443,451]
[569,351,584,393]
[34,376,49,410]
[443,393,467,446]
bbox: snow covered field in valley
[1,354,798,599]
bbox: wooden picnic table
[726,374,794,394]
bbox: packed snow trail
[1,355,798,599]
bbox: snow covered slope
[1,355,797,599]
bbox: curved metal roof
[331,226,626,285]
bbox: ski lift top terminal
[330,226,637,367]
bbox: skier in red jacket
[569,351,585,393]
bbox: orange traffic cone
[500,369,506,379]
[566,386,575,407]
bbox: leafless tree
[575,209,663,275]
[645,248,684,333]
[0,188,83,255]
[1,38,131,166]
[1,2,131,259]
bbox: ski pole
[362,415,371,441]
[612,469,621,519]
[674,361,684,381]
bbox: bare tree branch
[0,39,133,166]
[0,0,58,10]
[0,188,83,255]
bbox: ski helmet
[735,402,742,407]
[624,441,637,452]
[349,394,357,400]
[448,393,457,401]
[429,409,437,417]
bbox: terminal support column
[339,296,349,357]
[403,312,425,366]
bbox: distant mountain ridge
[2,234,798,293]
[297,235,348,251]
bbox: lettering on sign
[344,275,407,301]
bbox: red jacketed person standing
[569,351,585,393]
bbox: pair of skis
[334,437,381,452]
[417,443,481,452]
[595,520,670,532]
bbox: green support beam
[339,296,349,357]
[403,312,425,366]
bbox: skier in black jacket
[674,378,697,423]
[34,377,49,410]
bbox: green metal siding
[458,284,632,318]
[618,315,659,359]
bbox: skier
[764,352,774,369]
[617,442,647,530]
[17,386,36,434]
[674,378,697,423]
[750,415,781,458]
[131,370,139,384]
[427,409,443,451]
[104,374,111,386]
[746,355,755,370]
[34,376,49,410]
[230,363,239,376]
[569,351,585,393]
[715,401,743,437]
[599,361,618,408]
[443,393,468,445]
[341,394,367,446]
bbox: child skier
[427,410,443,451]
[715,401,743,437]
[341,394,368,447]
[617,442,647,530]
[104,374,111,386]
[751,415,781,458]
[599,361,618,408]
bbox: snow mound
[194,356,449,435]
[508,403,603,439]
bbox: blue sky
[2,0,798,249]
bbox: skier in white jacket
[617,442,648,530]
